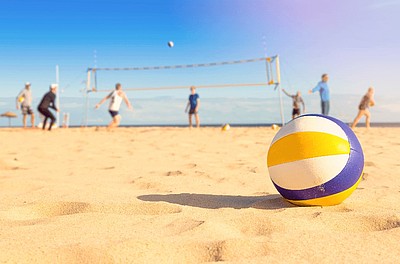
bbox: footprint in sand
[0,159,24,170]
[0,202,90,221]
[107,237,269,263]
[365,161,376,167]
[165,170,184,176]
[101,166,115,170]
[195,171,211,179]
[163,218,204,236]
[230,214,284,236]
[0,201,182,222]
[309,210,400,232]
[364,215,400,231]
[135,180,163,190]
[312,212,323,218]
[45,244,114,263]
[331,205,354,213]
[227,162,246,170]
[186,163,197,169]
[248,167,258,173]
[92,202,182,216]
[203,239,269,261]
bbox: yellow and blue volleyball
[221,123,230,131]
[267,114,364,206]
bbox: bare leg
[195,113,200,128]
[188,114,193,128]
[23,115,27,128]
[351,110,365,129]
[365,109,371,129]
[114,115,121,127]
[31,113,35,128]
[108,115,121,129]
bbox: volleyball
[168,41,174,48]
[271,124,279,130]
[267,114,364,206]
[221,124,230,131]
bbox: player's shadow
[137,193,294,210]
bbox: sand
[0,126,399,263]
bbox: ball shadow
[137,193,294,210]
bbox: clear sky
[0,0,399,100]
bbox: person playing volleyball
[16,82,35,128]
[37,84,59,131]
[185,86,200,128]
[351,87,375,129]
[309,73,330,115]
[95,83,133,128]
[282,88,305,119]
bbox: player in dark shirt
[185,86,200,128]
[38,84,59,131]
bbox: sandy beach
[0,126,399,263]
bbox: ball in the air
[267,114,364,206]
[168,41,174,48]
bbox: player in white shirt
[16,82,35,128]
[95,83,133,128]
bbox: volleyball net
[83,56,284,126]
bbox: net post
[275,55,281,84]
[266,55,285,126]
[56,65,60,128]
[277,83,285,126]
[265,58,271,84]
[275,55,285,126]
[84,69,92,127]
[94,69,98,92]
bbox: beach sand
[0,127,399,263]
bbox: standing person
[95,83,133,128]
[309,73,330,115]
[37,84,59,131]
[351,87,375,129]
[185,86,200,128]
[16,82,35,128]
[282,88,306,119]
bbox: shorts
[292,108,300,116]
[189,108,198,115]
[21,105,33,115]
[109,110,119,118]
[358,104,367,111]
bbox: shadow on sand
[137,193,294,210]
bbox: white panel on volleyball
[271,115,348,144]
[268,154,349,190]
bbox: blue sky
[0,0,399,123]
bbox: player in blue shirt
[185,86,200,128]
[309,73,330,115]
